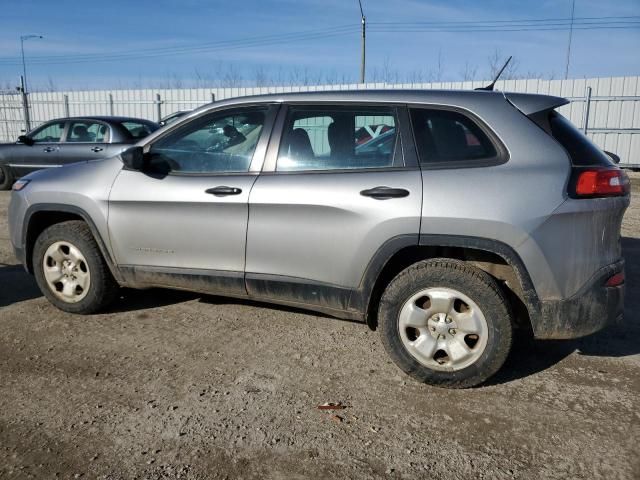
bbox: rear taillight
[605,272,624,287]
[571,168,630,198]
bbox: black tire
[378,258,513,388]
[0,164,13,190]
[33,220,119,314]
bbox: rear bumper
[534,259,625,339]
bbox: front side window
[29,121,65,143]
[67,121,108,143]
[411,109,497,165]
[147,108,266,174]
[277,107,400,171]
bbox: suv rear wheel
[378,258,513,388]
[33,220,118,314]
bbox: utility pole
[358,0,366,84]
[564,0,575,80]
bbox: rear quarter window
[547,111,613,167]
[120,121,158,140]
[410,108,500,166]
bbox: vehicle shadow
[0,263,198,312]
[106,288,199,314]
[488,236,640,385]
[0,263,41,307]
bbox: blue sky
[0,0,638,90]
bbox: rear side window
[410,109,497,165]
[277,107,400,171]
[548,111,613,166]
[67,121,108,143]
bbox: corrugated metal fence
[1,76,639,167]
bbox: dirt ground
[1,175,639,480]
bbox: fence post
[156,93,162,122]
[20,75,31,132]
[63,94,70,117]
[108,93,114,116]
[211,92,216,103]
[582,86,592,134]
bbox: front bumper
[534,259,625,339]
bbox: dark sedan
[0,116,159,189]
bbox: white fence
[1,76,639,167]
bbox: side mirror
[18,135,34,146]
[120,146,145,170]
[604,151,621,164]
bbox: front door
[108,105,276,295]
[245,104,422,312]
[10,120,66,177]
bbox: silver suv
[7,90,630,388]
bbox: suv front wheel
[378,258,513,388]
[33,220,118,314]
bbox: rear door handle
[91,147,103,152]
[205,186,243,196]
[360,186,410,199]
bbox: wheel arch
[351,234,542,332]
[23,204,121,282]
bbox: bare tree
[252,66,269,87]
[220,63,242,88]
[487,49,520,80]
[434,49,444,82]
[460,62,478,82]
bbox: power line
[0,25,358,66]
[369,24,640,33]
[0,15,637,67]
[369,15,640,25]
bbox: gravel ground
[0,175,639,480]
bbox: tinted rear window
[120,121,158,140]
[548,111,613,166]
[410,109,498,165]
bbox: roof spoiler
[503,92,570,116]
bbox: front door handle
[205,186,243,196]
[360,186,410,199]
[43,146,57,153]
[91,147,103,152]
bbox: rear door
[57,120,113,164]
[245,103,422,312]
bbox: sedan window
[67,121,108,143]
[120,121,157,140]
[30,121,66,143]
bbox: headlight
[12,179,31,191]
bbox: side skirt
[118,266,364,321]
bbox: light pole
[20,34,43,95]
[357,0,366,84]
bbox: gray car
[0,116,159,189]
[7,90,629,388]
